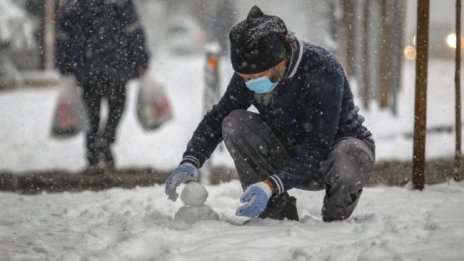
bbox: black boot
[85,133,105,174]
[101,145,115,169]
[98,131,116,169]
[321,188,362,222]
[258,193,299,221]
[85,149,104,175]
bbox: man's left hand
[236,181,272,217]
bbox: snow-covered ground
[1,54,463,260]
[1,180,463,260]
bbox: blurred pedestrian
[55,0,150,170]
[165,6,375,222]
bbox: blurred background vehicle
[166,16,206,55]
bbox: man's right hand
[165,163,199,201]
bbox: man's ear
[277,59,287,71]
[272,59,287,81]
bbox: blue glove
[236,181,272,217]
[165,163,199,201]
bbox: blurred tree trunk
[341,0,355,77]
[44,0,55,70]
[412,0,430,190]
[327,0,341,55]
[389,0,406,115]
[379,0,392,109]
[352,0,364,98]
[359,0,405,113]
[361,0,371,110]
[454,0,463,181]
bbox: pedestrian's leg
[319,137,375,222]
[102,80,127,167]
[82,84,104,167]
[222,109,298,220]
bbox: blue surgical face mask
[245,76,278,94]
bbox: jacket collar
[284,39,304,79]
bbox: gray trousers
[222,110,375,221]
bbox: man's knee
[222,109,257,137]
[324,138,374,187]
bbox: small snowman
[174,182,219,224]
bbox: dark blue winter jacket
[182,40,373,193]
[55,0,149,85]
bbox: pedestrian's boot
[98,132,116,170]
[258,192,299,221]
[85,142,104,175]
[101,146,115,171]
[85,155,104,175]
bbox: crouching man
[165,6,375,222]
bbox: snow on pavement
[1,180,463,260]
[0,50,463,261]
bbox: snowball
[180,182,208,206]
[174,205,219,224]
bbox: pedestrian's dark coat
[55,0,149,85]
[182,40,372,191]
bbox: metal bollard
[202,42,222,184]
[203,42,221,112]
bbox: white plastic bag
[51,76,88,138]
[136,75,173,130]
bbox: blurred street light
[404,45,417,60]
[446,33,464,49]
[447,33,457,48]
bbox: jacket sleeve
[181,74,253,168]
[268,59,345,195]
[119,0,150,73]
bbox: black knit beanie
[229,6,288,74]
